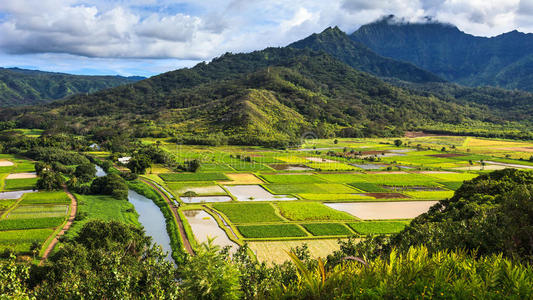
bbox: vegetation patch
[228,163,272,171]
[237,224,307,238]
[426,172,478,182]
[266,183,356,194]
[348,221,409,234]
[438,181,463,190]
[159,172,229,182]
[302,223,352,236]
[403,191,455,199]
[298,193,374,201]
[3,178,38,191]
[20,191,70,205]
[307,162,357,171]
[260,174,326,184]
[348,182,388,192]
[212,203,283,223]
[276,202,355,221]
[0,217,65,230]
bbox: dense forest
[0,68,143,107]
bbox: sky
[1,0,532,77]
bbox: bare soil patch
[6,172,37,179]
[0,160,14,166]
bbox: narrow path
[139,178,194,255]
[40,185,77,264]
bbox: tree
[90,173,128,199]
[74,163,96,182]
[127,154,151,174]
[36,171,64,190]
[394,139,403,147]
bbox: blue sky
[1,0,532,77]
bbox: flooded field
[0,190,35,199]
[224,185,296,201]
[183,210,237,251]
[325,201,438,220]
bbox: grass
[0,228,54,253]
[212,203,283,223]
[7,205,68,219]
[425,173,478,182]
[159,172,229,182]
[260,174,326,184]
[298,193,375,201]
[276,202,355,221]
[20,191,70,205]
[0,217,65,230]
[66,194,140,238]
[266,183,358,194]
[237,224,307,238]
[0,200,16,211]
[198,163,234,172]
[348,221,409,234]
[302,223,353,236]
[438,181,463,190]
[348,182,388,192]
[3,178,38,191]
[403,191,455,199]
[307,162,357,171]
[228,163,272,171]
[13,162,36,173]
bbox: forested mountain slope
[351,16,533,91]
[0,67,144,107]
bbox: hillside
[351,16,533,91]
[0,67,144,107]
[289,26,443,83]
[1,47,502,146]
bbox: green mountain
[351,16,533,91]
[289,26,443,83]
[0,67,144,107]
[3,47,503,146]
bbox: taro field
[133,136,533,263]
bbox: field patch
[20,191,70,205]
[266,183,358,195]
[307,162,357,171]
[425,172,478,182]
[228,163,272,171]
[6,172,37,179]
[7,205,68,219]
[302,223,352,236]
[276,202,355,221]
[348,221,409,234]
[167,182,226,195]
[237,224,307,238]
[297,193,374,201]
[159,172,229,182]
[224,185,295,201]
[218,173,264,184]
[183,210,237,251]
[0,160,14,166]
[403,191,455,199]
[260,174,326,184]
[0,217,65,230]
[248,239,342,264]
[325,201,438,220]
[0,228,54,253]
[348,182,388,192]
[3,178,38,191]
[212,203,283,223]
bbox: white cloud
[1,0,533,76]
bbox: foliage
[127,154,151,174]
[90,173,128,199]
[0,255,32,298]
[35,171,64,191]
[74,162,96,182]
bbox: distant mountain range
[351,15,533,91]
[2,17,533,145]
[0,67,144,106]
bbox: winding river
[95,165,173,262]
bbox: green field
[237,224,307,238]
[3,178,38,191]
[302,223,353,236]
[159,172,229,182]
[348,182,388,192]
[260,174,326,184]
[7,205,68,219]
[404,191,455,199]
[0,217,65,230]
[20,191,71,205]
[266,183,358,194]
[298,193,374,201]
[66,194,140,237]
[212,203,283,223]
[276,202,355,221]
[0,228,54,253]
[348,221,409,235]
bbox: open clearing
[249,239,342,264]
[183,210,237,251]
[224,184,296,201]
[325,201,438,219]
[6,172,37,179]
